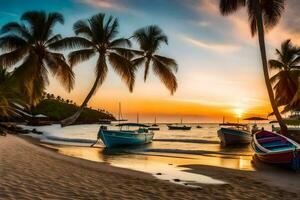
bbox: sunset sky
[1,0,300,122]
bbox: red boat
[251,131,300,170]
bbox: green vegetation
[31,98,115,123]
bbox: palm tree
[269,39,300,113]
[0,11,74,106]
[50,13,136,126]
[219,0,288,133]
[0,67,24,117]
[132,25,178,94]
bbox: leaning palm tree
[269,39,300,113]
[0,11,74,106]
[50,13,136,126]
[132,25,178,94]
[219,0,288,133]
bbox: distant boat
[99,123,154,148]
[217,123,251,146]
[196,125,202,129]
[152,116,158,127]
[167,124,191,130]
[149,116,160,131]
[252,130,300,170]
[168,118,191,130]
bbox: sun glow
[234,108,244,119]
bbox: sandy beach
[0,134,299,200]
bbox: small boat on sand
[251,130,300,170]
[99,123,154,148]
[217,123,251,146]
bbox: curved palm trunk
[61,73,101,127]
[254,0,288,134]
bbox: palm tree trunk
[144,58,150,81]
[254,0,288,134]
[61,73,101,127]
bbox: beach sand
[0,135,299,200]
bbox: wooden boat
[99,123,154,148]
[167,124,191,130]
[168,118,191,130]
[148,127,160,131]
[251,130,300,170]
[217,123,251,145]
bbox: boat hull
[100,130,154,148]
[167,125,191,130]
[217,128,252,145]
[252,131,300,170]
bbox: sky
[0,0,300,123]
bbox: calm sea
[23,123,272,186]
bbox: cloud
[0,11,18,17]
[78,0,127,11]
[182,35,240,53]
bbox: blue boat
[99,123,154,148]
[217,123,252,146]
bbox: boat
[196,125,202,129]
[251,130,300,170]
[99,123,154,148]
[217,123,252,145]
[149,116,160,131]
[168,118,191,130]
[148,127,160,131]
[152,116,158,127]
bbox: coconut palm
[132,25,177,94]
[0,11,74,106]
[219,0,288,133]
[0,67,24,117]
[50,13,136,126]
[269,39,300,113]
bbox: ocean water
[24,123,272,187]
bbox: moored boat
[148,127,160,131]
[167,124,191,130]
[251,130,300,170]
[100,123,154,148]
[217,123,251,146]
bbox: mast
[137,113,139,123]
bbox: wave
[44,136,96,144]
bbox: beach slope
[0,135,298,200]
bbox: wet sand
[0,134,299,199]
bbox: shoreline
[1,134,299,199]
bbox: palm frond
[1,22,32,40]
[219,0,246,16]
[48,36,93,50]
[68,48,96,67]
[109,38,131,48]
[45,52,75,92]
[94,55,108,91]
[0,47,28,68]
[131,56,145,67]
[261,0,285,32]
[0,35,27,51]
[268,59,283,70]
[108,52,136,91]
[152,57,177,95]
[45,34,62,46]
[111,47,135,60]
[154,55,178,72]
[73,19,93,39]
